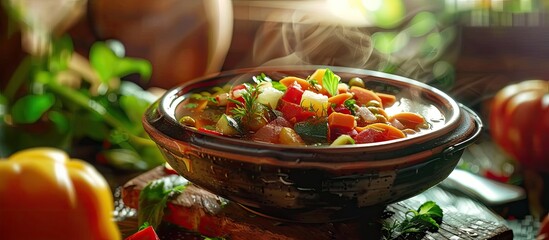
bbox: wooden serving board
[121,166,513,240]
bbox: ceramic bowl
[143,66,482,223]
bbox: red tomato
[281,82,305,104]
[278,100,315,123]
[125,226,160,240]
[489,80,549,172]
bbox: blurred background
[1,0,548,238]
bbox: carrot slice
[279,76,310,90]
[389,112,426,129]
[328,112,357,131]
[376,92,396,107]
[349,86,383,108]
[328,92,353,105]
[365,123,405,139]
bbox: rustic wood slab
[121,166,513,240]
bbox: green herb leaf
[271,81,287,92]
[417,200,443,223]
[343,99,357,115]
[138,175,189,229]
[90,42,152,83]
[48,35,73,72]
[322,68,340,97]
[382,201,444,239]
[11,93,55,124]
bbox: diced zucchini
[294,119,328,144]
[330,134,355,146]
[215,114,240,136]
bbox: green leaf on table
[382,201,444,239]
[417,200,443,223]
[90,42,152,83]
[138,175,189,229]
[11,93,55,124]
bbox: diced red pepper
[226,84,247,114]
[125,226,160,240]
[281,82,304,104]
[197,127,223,136]
[278,100,315,124]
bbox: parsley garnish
[343,99,357,115]
[138,175,189,229]
[322,68,340,97]
[382,201,443,239]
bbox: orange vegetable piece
[279,127,305,146]
[309,68,326,85]
[279,76,310,90]
[328,112,357,131]
[376,92,397,107]
[328,92,353,105]
[361,123,405,139]
[349,86,383,108]
[389,112,426,129]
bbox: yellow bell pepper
[0,148,121,240]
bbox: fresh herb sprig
[382,201,444,239]
[138,175,190,229]
[229,84,267,130]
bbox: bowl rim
[153,65,462,150]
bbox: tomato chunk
[281,82,304,104]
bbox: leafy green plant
[0,32,165,170]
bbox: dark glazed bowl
[143,66,482,223]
